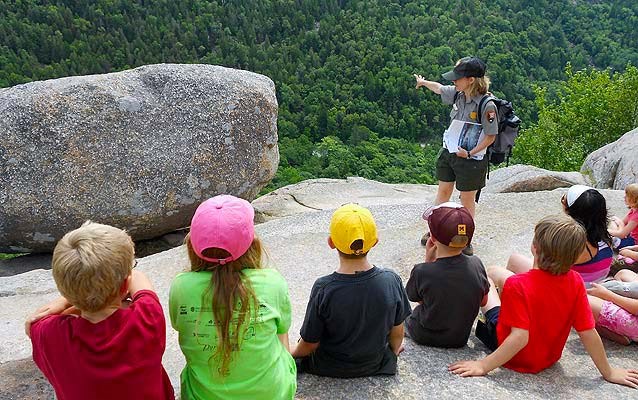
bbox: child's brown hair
[52,221,134,312]
[533,215,586,275]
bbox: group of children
[25,187,638,399]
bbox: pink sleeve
[627,210,638,223]
[498,278,530,330]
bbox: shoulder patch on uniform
[486,110,496,123]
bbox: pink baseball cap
[189,195,255,264]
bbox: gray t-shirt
[405,254,489,348]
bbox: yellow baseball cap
[330,204,378,255]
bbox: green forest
[2,0,638,191]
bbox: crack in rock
[289,194,323,211]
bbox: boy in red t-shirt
[449,215,638,388]
[25,221,175,400]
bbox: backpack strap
[453,91,460,103]
[476,94,493,124]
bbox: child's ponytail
[186,234,264,376]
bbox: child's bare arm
[448,327,529,377]
[127,269,154,296]
[25,297,78,337]
[389,324,405,355]
[619,248,638,263]
[609,219,638,238]
[291,338,319,358]
[278,333,290,352]
[480,293,489,307]
[588,283,638,315]
[578,328,638,388]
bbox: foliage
[0,253,24,260]
[264,133,438,191]
[1,1,638,189]
[515,65,638,171]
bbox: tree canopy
[1,0,637,190]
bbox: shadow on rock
[0,254,52,278]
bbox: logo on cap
[458,224,467,235]
[330,204,378,255]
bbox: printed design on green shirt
[180,300,273,357]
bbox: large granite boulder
[1,179,634,399]
[484,164,591,193]
[581,127,638,189]
[0,64,279,253]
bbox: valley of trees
[1,0,638,191]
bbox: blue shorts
[618,236,636,249]
[475,306,500,351]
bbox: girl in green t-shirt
[169,195,296,400]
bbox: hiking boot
[462,243,474,256]
[596,325,631,346]
[420,232,430,246]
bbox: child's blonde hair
[533,215,586,275]
[185,233,264,376]
[52,221,134,312]
[625,184,638,208]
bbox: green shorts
[436,148,488,192]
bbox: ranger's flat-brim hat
[442,56,486,81]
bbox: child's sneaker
[477,311,486,324]
[596,325,631,346]
[612,236,622,250]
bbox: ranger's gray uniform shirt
[440,85,498,160]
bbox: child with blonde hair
[169,195,296,399]
[450,215,638,388]
[26,221,174,400]
[609,183,638,264]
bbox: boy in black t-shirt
[291,204,411,378]
[405,202,490,348]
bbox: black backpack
[477,94,522,166]
[454,92,522,166]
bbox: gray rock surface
[484,164,591,193]
[0,64,279,253]
[253,177,438,221]
[582,127,638,189]
[0,180,634,399]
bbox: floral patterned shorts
[598,301,638,341]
